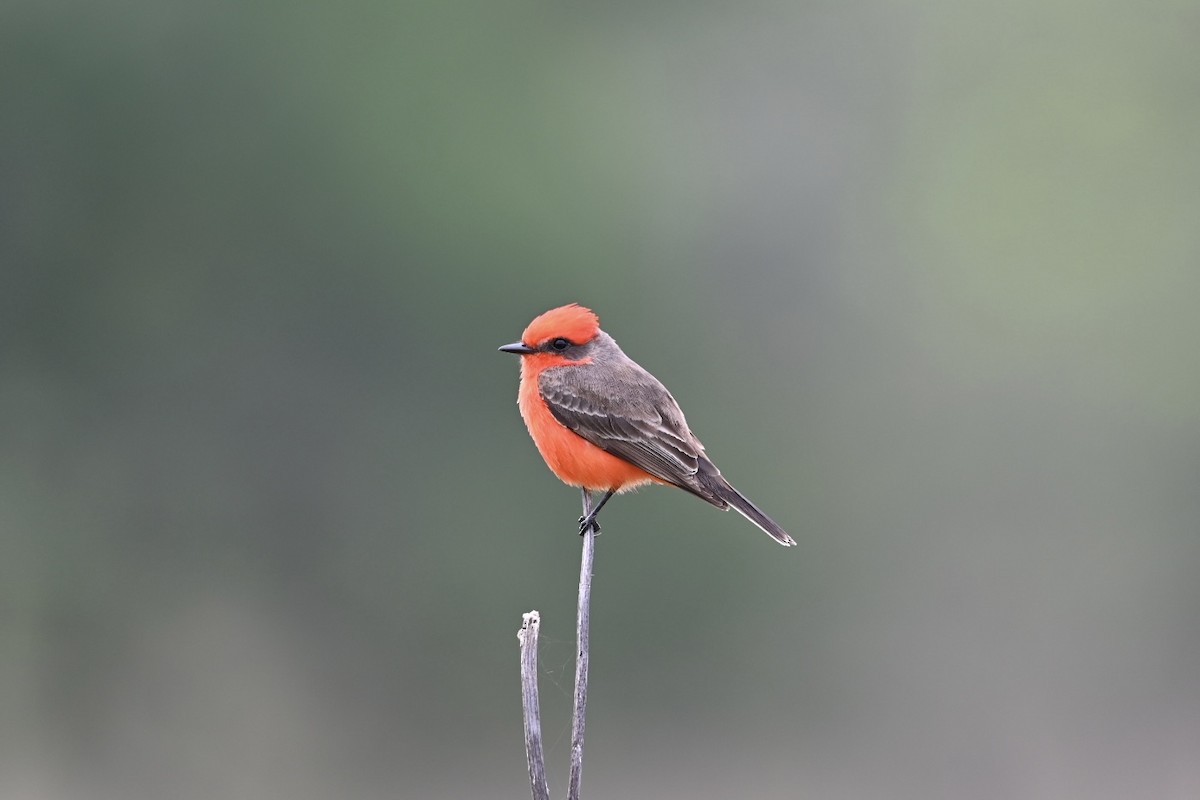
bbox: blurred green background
[4,0,1199,798]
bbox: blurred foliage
[2,0,1198,798]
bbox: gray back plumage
[537,331,729,507]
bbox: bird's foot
[578,514,601,536]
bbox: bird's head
[499,303,601,364]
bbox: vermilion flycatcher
[499,303,796,546]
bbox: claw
[577,489,613,537]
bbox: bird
[499,303,796,546]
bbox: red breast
[517,352,659,492]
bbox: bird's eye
[550,338,571,351]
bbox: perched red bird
[499,303,796,546]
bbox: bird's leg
[578,489,615,535]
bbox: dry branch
[518,489,599,800]
[517,611,550,800]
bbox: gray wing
[538,362,723,503]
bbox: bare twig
[569,489,596,800]
[518,611,550,800]
[517,492,599,800]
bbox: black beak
[498,341,536,355]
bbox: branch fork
[517,489,597,800]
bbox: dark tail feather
[687,458,795,546]
[712,480,796,547]
[722,486,796,546]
